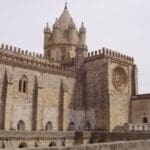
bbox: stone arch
[18,74,28,93]
[69,122,75,131]
[143,117,148,123]
[84,121,91,131]
[17,120,25,130]
[46,121,53,131]
[18,142,27,148]
[49,141,56,147]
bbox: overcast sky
[0,0,150,93]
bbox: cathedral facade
[0,4,149,135]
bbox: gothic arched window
[46,121,53,131]
[17,120,25,131]
[18,75,28,93]
[69,122,75,131]
[19,80,22,92]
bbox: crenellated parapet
[85,47,134,64]
[0,43,45,59]
[0,43,74,77]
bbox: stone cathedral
[0,5,150,148]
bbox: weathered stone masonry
[0,4,150,149]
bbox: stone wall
[84,49,137,131]
[108,61,134,131]
[85,58,109,131]
[2,140,150,150]
[0,63,75,131]
[1,131,150,149]
[131,94,150,124]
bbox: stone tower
[43,4,86,65]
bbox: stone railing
[125,123,150,131]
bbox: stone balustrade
[126,123,150,131]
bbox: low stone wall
[0,131,90,148]
[1,131,150,149]
[2,140,150,150]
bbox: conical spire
[53,18,59,29]
[79,22,86,33]
[56,3,76,30]
[69,18,75,29]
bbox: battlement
[0,43,74,77]
[0,43,45,59]
[86,47,134,64]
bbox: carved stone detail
[112,67,128,91]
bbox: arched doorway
[69,122,75,131]
[18,142,27,148]
[46,121,53,131]
[17,120,25,130]
[49,142,56,147]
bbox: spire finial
[81,22,84,27]
[65,2,67,9]
[46,22,49,27]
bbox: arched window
[49,142,56,147]
[23,80,27,93]
[46,121,53,131]
[143,117,148,123]
[18,142,27,148]
[19,80,22,92]
[17,120,25,131]
[84,121,91,131]
[69,122,75,131]
[18,75,28,93]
